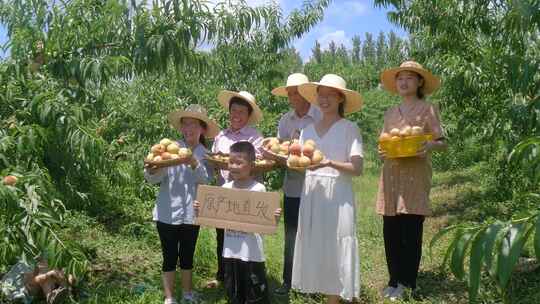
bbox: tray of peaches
[378,126,432,158]
[263,138,324,172]
[144,138,193,168]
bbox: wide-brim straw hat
[168,104,220,138]
[271,73,310,97]
[298,74,363,115]
[218,90,263,125]
[380,61,441,95]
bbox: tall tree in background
[375,31,387,68]
[328,40,337,57]
[362,32,376,65]
[312,40,323,63]
[352,35,361,63]
[387,30,403,65]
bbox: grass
[49,161,539,303]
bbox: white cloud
[317,30,351,50]
[327,1,370,19]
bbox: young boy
[195,141,280,304]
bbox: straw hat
[168,104,220,138]
[271,73,310,97]
[380,61,441,95]
[298,74,363,114]
[218,90,263,125]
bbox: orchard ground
[56,161,540,304]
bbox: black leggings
[216,228,225,281]
[383,214,425,289]
[156,221,200,272]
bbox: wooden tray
[254,159,277,173]
[144,157,189,168]
[205,153,229,169]
[287,165,307,172]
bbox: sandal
[47,286,69,304]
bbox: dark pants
[156,222,200,272]
[223,258,270,304]
[216,228,225,281]
[383,214,425,289]
[281,196,300,287]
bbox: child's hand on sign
[274,208,282,221]
[193,200,201,216]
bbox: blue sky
[0,0,406,61]
[279,0,407,61]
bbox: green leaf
[442,228,464,271]
[451,229,477,280]
[468,226,489,303]
[496,222,532,288]
[482,221,506,275]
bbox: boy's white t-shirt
[222,180,266,262]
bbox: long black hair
[397,71,425,99]
[317,86,346,117]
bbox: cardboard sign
[195,185,280,234]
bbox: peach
[160,138,173,147]
[167,143,180,154]
[400,126,412,137]
[178,148,192,158]
[312,150,324,165]
[289,143,302,156]
[287,155,300,167]
[302,144,314,158]
[271,143,281,154]
[2,175,17,186]
[153,156,163,162]
[411,126,423,135]
[280,143,289,155]
[161,152,172,160]
[298,156,311,167]
[379,132,391,141]
[146,153,154,161]
[304,139,316,148]
[151,144,165,154]
[390,128,400,137]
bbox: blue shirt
[144,141,212,225]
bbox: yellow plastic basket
[379,134,433,158]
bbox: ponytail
[199,134,207,148]
[199,121,208,148]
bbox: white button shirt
[277,105,322,198]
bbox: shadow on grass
[413,270,467,303]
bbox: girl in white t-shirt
[195,141,281,304]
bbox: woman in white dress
[292,74,364,303]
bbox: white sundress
[291,119,363,301]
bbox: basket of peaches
[378,126,433,158]
[144,138,194,168]
[262,137,324,172]
[205,152,276,173]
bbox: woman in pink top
[207,90,264,288]
[376,61,448,300]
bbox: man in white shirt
[269,73,321,295]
